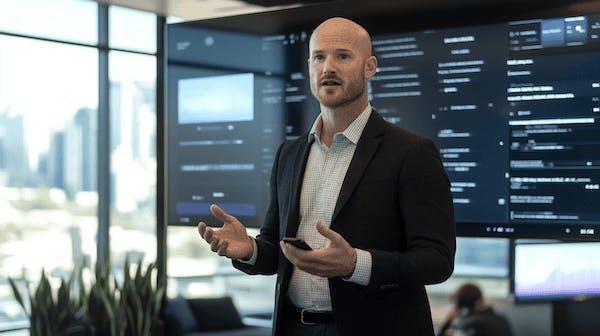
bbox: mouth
[320,79,341,87]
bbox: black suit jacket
[234,110,456,335]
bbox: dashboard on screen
[166,25,318,228]
[513,241,600,302]
[166,11,600,239]
[366,14,600,240]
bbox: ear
[364,55,377,78]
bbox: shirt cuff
[343,248,372,286]
[236,236,258,265]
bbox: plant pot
[152,319,165,336]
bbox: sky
[0,0,157,168]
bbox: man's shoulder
[378,118,436,151]
[369,109,431,144]
[275,134,310,160]
[281,134,309,150]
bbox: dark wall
[180,0,599,35]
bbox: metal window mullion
[97,3,110,270]
[156,14,167,286]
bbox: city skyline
[0,79,155,207]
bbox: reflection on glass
[454,237,509,277]
[0,0,97,44]
[108,51,157,270]
[109,6,157,53]
[167,226,276,315]
[0,35,98,327]
[427,237,510,326]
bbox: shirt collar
[308,103,372,145]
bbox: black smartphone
[282,238,313,250]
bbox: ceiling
[94,0,596,24]
[94,0,303,21]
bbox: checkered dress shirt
[287,104,373,311]
[241,105,374,311]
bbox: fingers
[210,204,235,223]
[198,222,206,238]
[210,235,221,252]
[198,222,231,256]
[203,226,214,243]
[280,240,313,265]
[280,240,301,265]
[199,221,218,250]
[217,241,229,256]
[281,241,324,276]
[201,225,224,253]
[316,220,341,244]
[279,240,290,259]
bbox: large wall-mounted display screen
[166,12,600,239]
[514,241,600,301]
[366,15,600,240]
[166,25,318,228]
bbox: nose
[322,55,336,74]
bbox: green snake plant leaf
[8,277,28,317]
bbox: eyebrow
[311,48,354,55]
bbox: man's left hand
[279,220,357,278]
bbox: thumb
[210,204,235,224]
[316,220,340,243]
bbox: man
[438,283,514,336]
[198,17,455,336]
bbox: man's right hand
[197,204,254,260]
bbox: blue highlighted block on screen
[177,202,257,217]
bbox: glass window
[0,0,97,45]
[108,51,157,270]
[109,6,157,53]
[167,16,185,24]
[426,237,510,328]
[0,35,98,327]
[167,226,276,316]
[454,237,509,278]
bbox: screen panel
[366,13,600,240]
[369,23,510,226]
[513,241,600,302]
[166,11,600,239]
[166,25,318,228]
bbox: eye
[312,54,324,62]
[338,53,351,60]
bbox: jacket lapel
[331,110,385,223]
[282,135,314,238]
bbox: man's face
[308,29,368,108]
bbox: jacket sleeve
[368,138,456,289]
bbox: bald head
[310,17,372,58]
[307,17,377,111]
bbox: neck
[319,98,368,147]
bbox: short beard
[319,84,364,108]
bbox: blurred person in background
[438,283,514,336]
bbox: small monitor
[513,241,600,302]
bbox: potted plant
[9,259,165,336]
[88,259,166,336]
[9,267,87,336]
